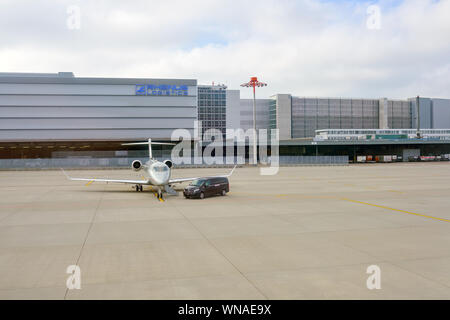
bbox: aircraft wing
[169,165,237,184]
[62,169,151,185]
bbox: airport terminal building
[0,72,198,140]
[259,95,450,139]
[0,72,201,158]
[1,71,450,161]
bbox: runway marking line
[341,198,450,223]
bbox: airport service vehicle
[62,139,236,201]
[183,177,229,199]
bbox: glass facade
[197,86,227,140]
[269,98,277,130]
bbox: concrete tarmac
[0,163,449,299]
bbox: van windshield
[190,179,205,187]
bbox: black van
[183,177,229,199]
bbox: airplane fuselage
[143,160,171,186]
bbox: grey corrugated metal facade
[409,97,432,129]
[291,97,380,138]
[408,97,450,130]
[266,94,426,139]
[0,72,197,142]
[387,100,411,129]
[432,99,450,129]
[239,98,271,130]
[225,89,241,132]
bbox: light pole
[416,95,421,139]
[241,76,267,165]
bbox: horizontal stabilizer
[122,138,175,159]
[122,142,175,146]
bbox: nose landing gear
[155,188,164,202]
[135,185,164,201]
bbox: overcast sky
[0,0,449,99]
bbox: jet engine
[163,160,173,168]
[131,160,143,171]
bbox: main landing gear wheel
[135,185,143,192]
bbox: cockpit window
[190,179,205,187]
[154,166,169,172]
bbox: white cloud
[0,0,449,99]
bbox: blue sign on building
[135,84,188,96]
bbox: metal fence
[273,156,349,166]
[0,155,348,170]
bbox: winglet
[61,168,72,180]
[226,165,237,177]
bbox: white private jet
[62,139,236,201]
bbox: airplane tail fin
[122,139,175,160]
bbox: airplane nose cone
[149,163,170,185]
[153,174,168,185]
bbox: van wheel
[221,189,226,196]
[199,192,205,199]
